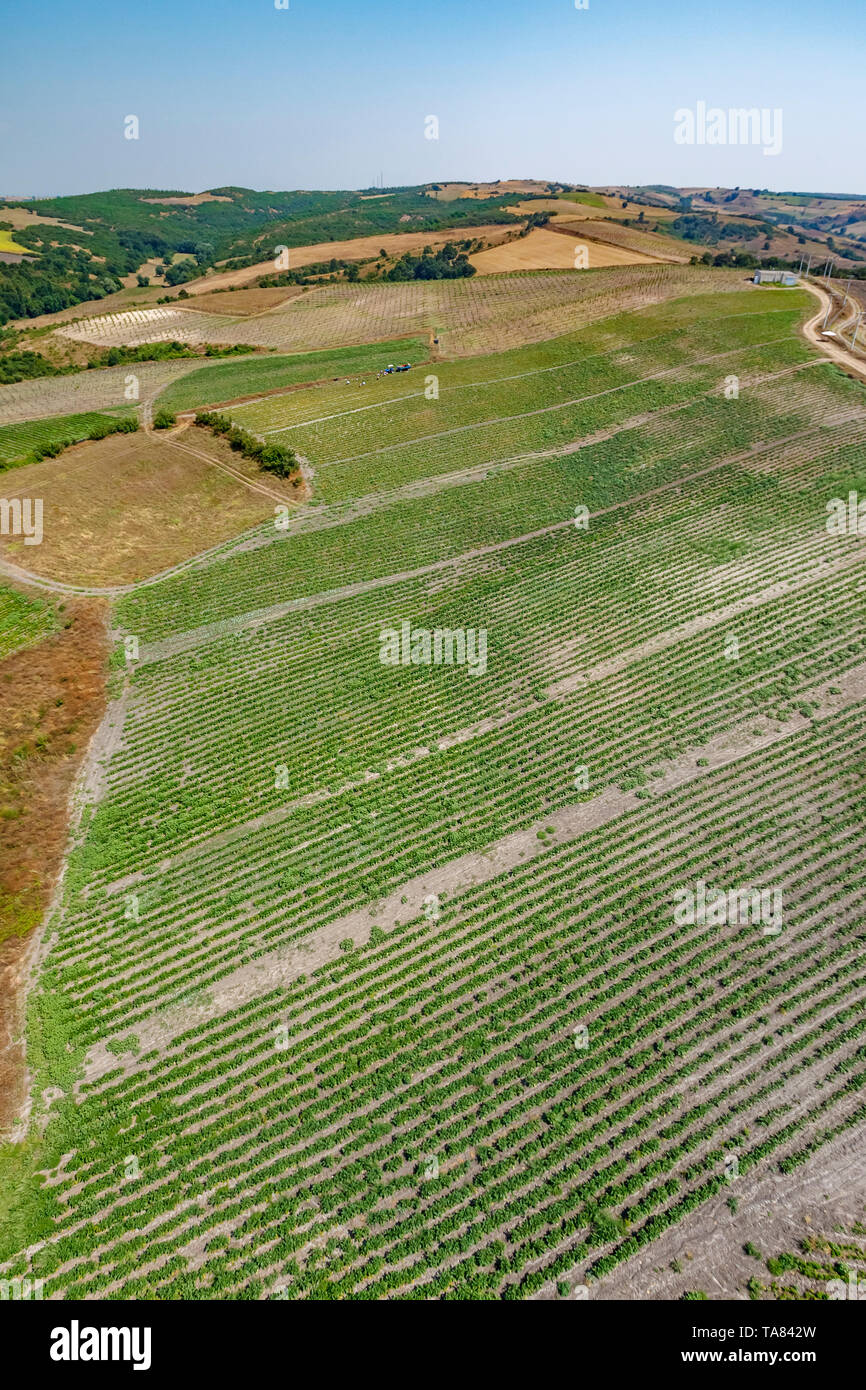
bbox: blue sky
[2,0,863,196]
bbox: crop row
[12,708,866,1297]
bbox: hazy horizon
[3,0,863,199]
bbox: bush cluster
[29,414,137,461]
[194,410,299,479]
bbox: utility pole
[851,308,864,349]
[804,253,812,277]
[842,279,851,311]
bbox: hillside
[2,259,866,1303]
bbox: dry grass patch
[0,206,88,234]
[0,430,299,586]
[141,193,233,206]
[0,597,108,1132]
[426,180,553,201]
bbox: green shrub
[193,411,298,479]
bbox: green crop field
[226,291,829,503]
[0,406,137,469]
[154,337,430,414]
[0,583,57,660]
[2,265,866,1303]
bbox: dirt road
[801,277,866,382]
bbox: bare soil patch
[0,598,108,1133]
[141,193,233,206]
[119,252,196,290]
[579,1132,865,1300]
[0,430,300,586]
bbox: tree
[136,275,150,287]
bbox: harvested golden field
[180,286,305,316]
[192,225,515,294]
[554,218,692,263]
[141,192,233,206]
[426,179,553,200]
[0,428,299,586]
[508,196,680,222]
[469,227,660,274]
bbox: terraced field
[1,266,864,1302]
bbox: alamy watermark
[673,879,783,935]
[0,497,42,545]
[826,491,866,536]
[1,1276,44,1299]
[674,103,783,157]
[379,621,487,676]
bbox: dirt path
[77,659,866,1086]
[801,277,866,382]
[143,388,299,505]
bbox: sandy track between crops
[566,1128,865,1301]
[78,659,866,1085]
